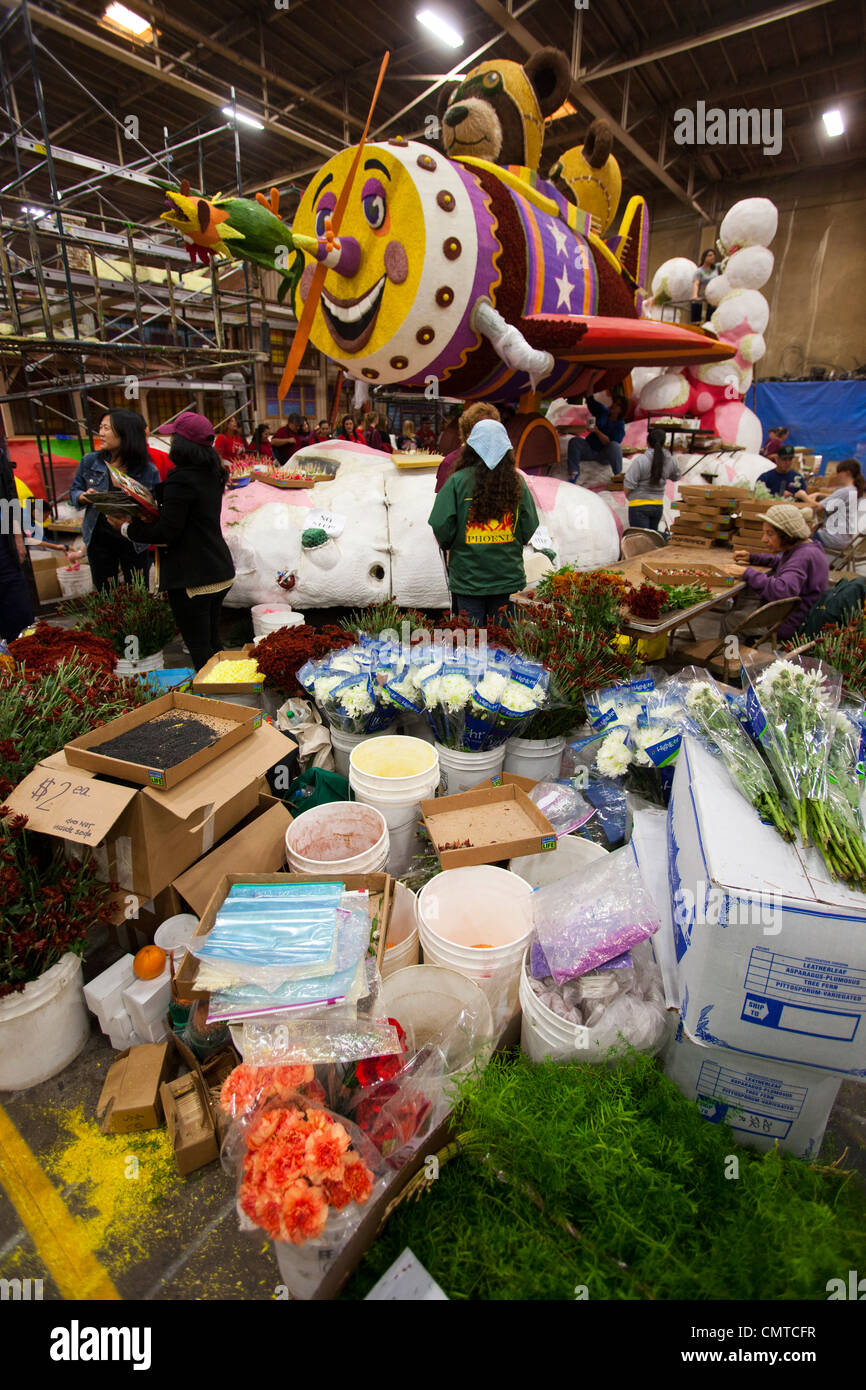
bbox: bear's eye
[482,71,501,89]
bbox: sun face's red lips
[320,274,386,354]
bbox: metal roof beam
[581,0,840,80]
[0,0,340,159]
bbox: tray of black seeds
[92,709,235,766]
[64,692,262,790]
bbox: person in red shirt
[249,425,273,459]
[338,415,365,443]
[213,417,246,461]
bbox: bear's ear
[524,47,571,118]
[583,119,614,168]
[437,81,460,123]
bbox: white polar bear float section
[220,438,621,610]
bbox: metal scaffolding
[0,1,268,511]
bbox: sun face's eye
[361,177,387,230]
[314,192,336,238]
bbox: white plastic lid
[154,913,198,952]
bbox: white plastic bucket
[417,865,533,1031]
[330,726,389,779]
[378,964,493,1064]
[154,913,199,967]
[349,737,440,876]
[435,741,506,796]
[509,833,607,889]
[0,953,90,1090]
[285,802,388,874]
[56,564,93,597]
[504,735,566,782]
[114,649,165,677]
[519,951,589,1063]
[252,605,304,639]
[381,882,419,978]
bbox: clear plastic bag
[527,779,595,837]
[206,900,371,1023]
[531,845,660,983]
[240,1011,404,1065]
[679,665,796,838]
[192,883,343,986]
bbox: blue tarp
[752,381,866,472]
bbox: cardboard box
[160,1071,219,1175]
[96,1042,173,1133]
[641,562,735,589]
[175,872,395,1002]
[191,645,262,696]
[172,796,292,916]
[420,784,556,869]
[29,550,66,601]
[668,736,866,1077]
[663,1021,840,1160]
[5,721,295,899]
[64,692,262,791]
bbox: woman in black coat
[107,412,234,670]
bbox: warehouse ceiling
[0,0,863,235]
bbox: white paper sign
[528,524,554,552]
[306,508,345,538]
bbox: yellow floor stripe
[0,1104,120,1301]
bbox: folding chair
[828,534,866,576]
[620,528,668,559]
[677,597,801,680]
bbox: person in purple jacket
[721,503,828,640]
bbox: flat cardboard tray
[391,451,443,470]
[678,484,751,501]
[420,783,556,869]
[64,692,261,791]
[257,474,334,490]
[641,561,736,588]
[191,645,263,695]
[174,871,395,1002]
[674,503,737,519]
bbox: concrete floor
[2,595,862,1301]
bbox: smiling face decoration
[291,140,499,387]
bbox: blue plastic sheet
[752,381,866,470]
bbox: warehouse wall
[645,162,866,378]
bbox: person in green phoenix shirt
[428,418,539,626]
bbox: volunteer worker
[107,412,235,669]
[623,428,680,530]
[428,418,539,626]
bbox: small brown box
[160,1071,219,1176]
[191,645,263,697]
[96,1042,173,1134]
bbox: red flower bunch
[239,1102,375,1244]
[509,603,636,738]
[220,1061,325,1117]
[60,572,177,658]
[0,808,121,995]
[8,623,117,676]
[353,1018,408,1089]
[625,583,666,620]
[254,623,355,696]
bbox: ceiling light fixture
[103,4,152,39]
[21,206,48,219]
[416,9,463,48]
[822,109,844,137]
[221,107,265,130]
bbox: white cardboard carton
[84,955,136,1025]
[122,968,172,1037]
[663,1022,841,1160]
[669,736,866,1078]
[631,797,842,1157]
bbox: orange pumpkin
[133,944,167,980]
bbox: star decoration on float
[555,265,575,309]
[550,221,569,257]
